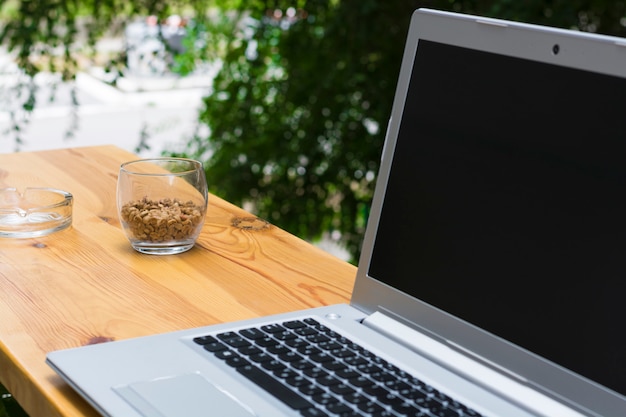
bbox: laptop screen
[367,39,626,396]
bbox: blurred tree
[2,0,626,262]
[169,0,421,261]
[0,0,215,146]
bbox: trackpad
[114,373,256,417]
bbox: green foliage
[171,1,419,260]
[0,0,219,78]
[0,0,213,147]
[171,10,236,76]
[474,0,626,35]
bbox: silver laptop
[47,8,626,417]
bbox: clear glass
[0,187,73,238]
[117,158,208,255]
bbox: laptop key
[345,356,368,366]
[256,337,280,348]
[316,375,341,387]
[261,359,286,371]
[299,384,325,397]
[330,348,356,358]
[310,352,333,363]
[279,351,304,362]
[275,369,299,379]
[240,327,266,340]
[249,352,273,363]
[193,335,229,352]
[226,356,251,368]
[329,383,356,396]
[292,359,316,370]
[236,364,314,410]
[261,323,285,333]
[362,384,391,399]
[295,327,319,337]
[287,338,311,349]
[323,330,343,340]
[321,361,346,371]
[318,341,343,351]
[267,345,291,355]
[302,318,321,326]
[343,412,369,417]
[430,407,462,417]
[215,349,237,360]
[283,320,307,329]
[411,394,442,410]
[303,367,329,379]
[336,368,360,379]
[349,375,375,387]
[238,345,262,356]
[213,346,248,364]
[326,402,353,415]
[383,379,408,391]
[377,393,405,407]
[357,400,385,414]
[356,363,382,375]
[201,341,228,352]
[306,333,331,343]
[192,335,218,345]
[344,392,370,405]
[370,371,397,382]
[274,330,298,341]
[300,407,329,417]
[219,335,252,348]
[311,392,338,406]
[285,375,309,387]
[391,401,424,415]
[298,344,322,356]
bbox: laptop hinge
[362,311,586,417]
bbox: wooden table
[0,146,356,417]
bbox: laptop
[47,8,626,417]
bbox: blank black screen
[368,40,626,396]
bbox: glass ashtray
[0,187,73,238]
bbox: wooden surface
[0,146,356,417]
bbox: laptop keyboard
[193,318,484,417]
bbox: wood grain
[0,146,356,417]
